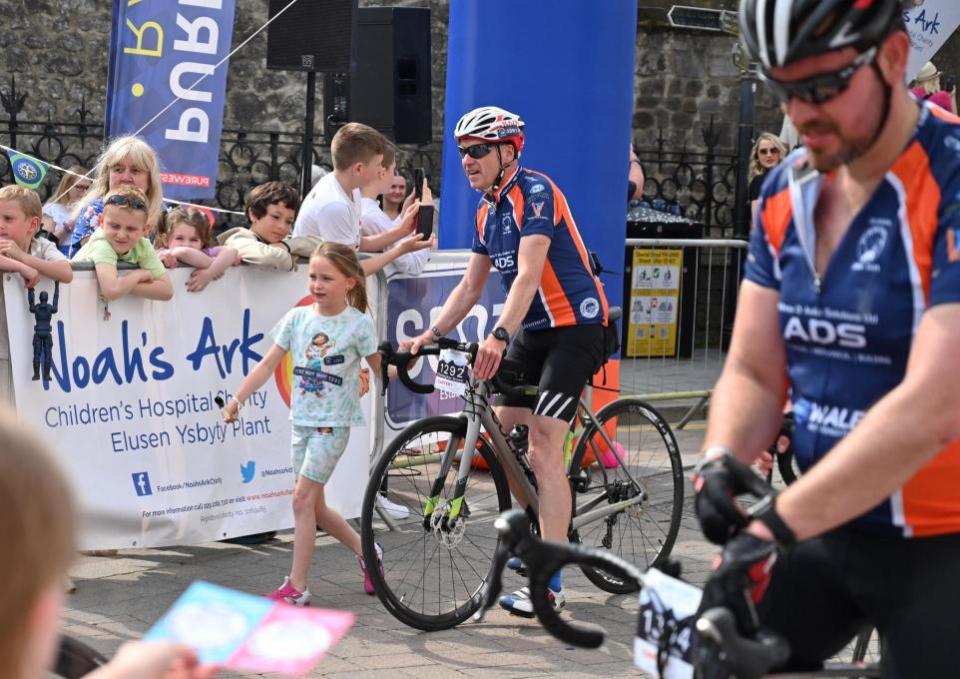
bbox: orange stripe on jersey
[474,204,487,244]
[545,176,609,321]
[901,439,960,537]
[759,188,792,255]
[891,141,940,302]
[540,259,577,326]
[928,104,960,124]
[508,184,525,229]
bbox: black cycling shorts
[757,524,960,678]
[497,324,604,422]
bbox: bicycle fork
[421,407,483,531]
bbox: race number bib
[634,568,702,679]
[435,349,471,397]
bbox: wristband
[430,326,442,340]
[751,494,796,549]
[699,445,735,463]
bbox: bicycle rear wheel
[360,416,512,631]
[570,398,683,594]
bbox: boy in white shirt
[360,143,432,277]
[294,123,432,262]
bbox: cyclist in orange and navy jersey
[407,106,609,617]
[693,1,960,676]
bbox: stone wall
[1,1,958,164]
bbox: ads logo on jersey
[580,298,600,319]
[852,224,888,272]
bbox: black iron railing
[2,78,744,234]
[0,77,438,224]
[634,115,741,237]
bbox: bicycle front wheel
[570,398,683,593]
[360,416,512,631]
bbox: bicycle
[482,508,881,679]
[359,329,684,631]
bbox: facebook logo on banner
[132,472,153,497]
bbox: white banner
[904,1,960,81]
[5,267,373,550]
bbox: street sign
[667,5,727,32]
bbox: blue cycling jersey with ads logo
[470,166,608,331]
[746,103,960,538]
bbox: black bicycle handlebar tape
[491,510,644,649]
[695,608,790,679]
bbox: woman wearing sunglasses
[747,133,787,229]
[405,105,610,618]
[695,0,960,676]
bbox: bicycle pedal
[506,556,527,577]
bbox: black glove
[698,532,779,639]
[694,454,770,545]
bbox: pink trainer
[267,576,311,606]
[359,543,384,595]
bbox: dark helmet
[739,0,903,72]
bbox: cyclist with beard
[694,0,960,675]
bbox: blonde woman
[68,136,164,257]
[911,61,955,113]
[748,133,787,227]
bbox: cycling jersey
[746,102,960,538]
[471,166,608,331]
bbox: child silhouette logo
[28,282,58,381]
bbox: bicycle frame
[417,374,650,535]
[569,399,649,532]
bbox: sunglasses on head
[457,142,496,160]
[105,194,147,210]
[760,47,877,105]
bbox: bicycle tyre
[53,635,107,679]
[361,416,512,631]
[570,398,683,594]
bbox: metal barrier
[620,237,748,427]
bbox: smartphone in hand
[414,168,425,201]
[413,168,433,238]
[416,205,434,238]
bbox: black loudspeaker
[325,6,432,144]
[266,0,358,72]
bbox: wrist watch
[492,327,510,344]
[430,326,442,340]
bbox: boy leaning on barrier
[218,181,323,271]
[0,185,73,403]
[72,186,174,304]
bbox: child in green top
[73,186,173,302]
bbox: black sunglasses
[760,47,877,105]
[457,143,496,160]
[105,194,147,210]
[758,148,781,156]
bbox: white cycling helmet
[453,106,525,154]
